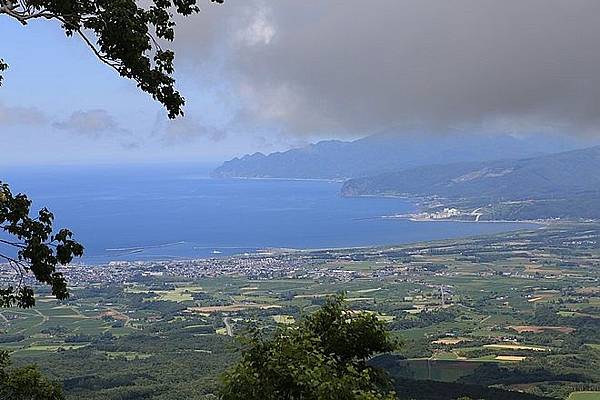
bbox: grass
[0,224,597,383]
[104,351,153,361]
[568,392,600,400]
[376,315,395,322]
[483,344,550,352]
[215,327,228,336]
[272,315,295,325]
[126,285,204,302]
[354,287,383,294]
[150,287,203,302]
[431,352,460,361]
[16,344,89,353]
[0,298,134,354]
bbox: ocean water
[1,163,534,263]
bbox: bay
[1,163,534,263]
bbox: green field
[1,222,599,399]
[569,392,600,400]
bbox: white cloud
[235,6,276,47]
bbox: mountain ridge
[341,145,600,220]
[212,131,594,180]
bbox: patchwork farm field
[568,393,600,400]
[0,222,599,399]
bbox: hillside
[341,146,600,220]
[212,131,591,179]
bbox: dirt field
[432,338,466,345]
[188,304,281,314]
[483,344,550,352]
[495,355,527,361]
[99,310,128,321]
[509,325,575,334]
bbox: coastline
[383,215,547,225]
[212,175,346,183]
[54,175,558,266]
[215,178,544,225]
[344,193,557,226]
[74,219,544,266]
[69,220,542,267]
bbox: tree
[0,350,65,399]
[219,296,397,400]
[0,0,223,119]
[0,183,83,308]
[1,0,223,307]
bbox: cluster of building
[0,250,422,290]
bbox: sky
[2,0,600,165]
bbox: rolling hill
[341,146,600,220]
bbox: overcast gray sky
[2,0,600,165]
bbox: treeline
[389,309,457,330]
[391,378,553,400]
[14,324,238,399]
[456,348,600,398]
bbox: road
[223,317,233,337]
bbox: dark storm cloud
[176,0,600,136]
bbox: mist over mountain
[212,131,595,180]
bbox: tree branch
[0,239,26,248]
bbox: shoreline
[387,215,547,225]
[211,175,346,183]
[344,193,564,226]
[70,220,545,266]
[63,178,572,266]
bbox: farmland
[568,393,600,400]
[0,222,599,399]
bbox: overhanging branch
[1,2,166,87]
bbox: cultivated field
[1,222,599,399]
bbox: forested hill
[341,145,600,199]
[212,132,591,180]
[341,145,600,220]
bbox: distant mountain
[213,131,594,180]
[341,146,600,220]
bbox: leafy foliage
[0,182,83,308]
[0,0,220,307]
[0,351,65,400]
[0,0,224,118]
[0,58,7,86]
[219,295,397,400]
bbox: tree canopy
[0,0,225,308]
[0,0,223,118]
[219,296,398,400]
[0,183,84,308]
[0,350,65,399]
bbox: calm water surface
[1,163,535,263]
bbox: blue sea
[1,163,534,263]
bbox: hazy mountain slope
[341,146,600,219]
[341,146,600,199]
[212,132,592,179]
